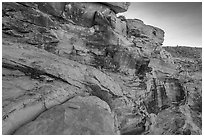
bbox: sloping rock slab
[2,42,123,134]
[14,96,116,135]
[2,43,123,97]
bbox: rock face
[102,2,130,13]
[64,2,113,27]
[127,19,164,43]
[14,96,115,135]
[2,2,202,135]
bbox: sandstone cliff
[2,2,202,135]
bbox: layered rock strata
[2,2,202,135]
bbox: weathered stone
[17,2,38,8]
[14,96,116,135]
[164,78,186,104]
[114,18,127,36]
[144,76,186,115]
[2,2,202,135]
[37,2,66,17]
[148,108,186,134]
[152,46,175,64]
[2,63,86,135]
[2,2,60,48]
[149,58,177,76]
[184,80,202,113]
[113,47,150,76]
[127,19,165,45]
[102,2,130,13]
[2,41,123,134]
[105,28,133,46]
[94,11,116,28]
[63,2,113,27]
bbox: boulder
[14,96,116,135]
[63,2,115,27]
[148,108,186,134]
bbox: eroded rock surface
[14,96,115,135]
[102,2,130,13]
[2,2,202,135]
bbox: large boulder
[14,96,116,135]
[148,105,201,135]
[63,2,130,28]
[148,108,186,134]
[63,2,115,27]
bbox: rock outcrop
[102,2,130,13]
[127,19,165,45]
[2,2,202,135]
[14,96,115,135]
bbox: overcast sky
[119,2,202,47]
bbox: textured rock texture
[102,2,130,13]
[126,19,165,45]
[2,2,202,135]
[14,96,115,135]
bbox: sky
[119,2,202,47]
